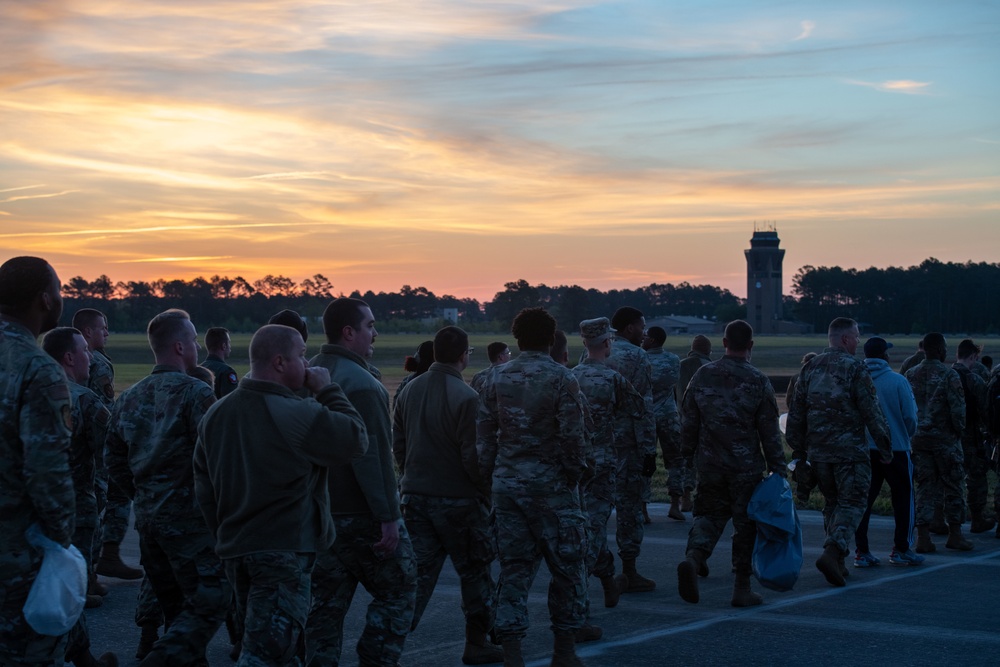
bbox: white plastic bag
[22,523,87,636]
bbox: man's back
[681,356,784,474]
[647,347,680,420]
[572,359,643,467]
[394,363,485,499]
[477,351,586,495]
[906,359,965,446]
[787,347,889,462]
[106,367,216,528]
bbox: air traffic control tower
[745,225,784,335]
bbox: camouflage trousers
[667,463,695,498]
[913,444,967,525]
[134,575,164,629]
[136,522,231,665]
[224,552,314,667]
[400,494,497,634]
[614,446,646,561]
[72,518,98,575]
[492,489,587,640]
[581,462,616,579]
[95,465,132,546]
[0,551,69,666]
[306,516,416,667]
[813,460,872,556]
[962,437,991,514]
[685,469,760,576]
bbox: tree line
[60,274,744,334]
[790,258,1000,334]
[60,258,1000,335]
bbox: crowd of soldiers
[3,255,999,667]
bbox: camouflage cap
[580,317,615,343]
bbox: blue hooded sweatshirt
[863,357,918,451]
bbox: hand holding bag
[747,472,803,592]
[21,523,88,636]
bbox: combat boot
[135,624,159,660]
[677,556,700,603]
[970,510,996,534]
[618,557,656,593]
[88,574,108,597]
[731,573,763,607]
[550,633,585,667]
[574,622,602,643]
[462,626,504,665]
[641,502,652,524]
[502,639,524,667]
[929,506,948,535]
[945,523,973,551]
[599,574,620,608]
[915,525,936,553]
[668,495,685,521]
[96,542,143,580]
[85,593,103,609]
[815,545,846,587]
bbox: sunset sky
[2,1,997,302]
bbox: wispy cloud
[794,20,815,41]
[0,189,79,204]
[845,79,932,94]
[112,256,234,264]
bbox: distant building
[745,225,785,335]
[646,315,716,336]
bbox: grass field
[105,331,999,510]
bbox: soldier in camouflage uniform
[195,324,368,667]
[41,327,112,609]
[0,257,117,667]
[469,342,511,394]
[952,339,995,534]
[642,326,686,520]
[786,317,892,587]
[906,332,972,552]
[106,309,229,666]
[677,335,712,398]
[677,320,786,607]
[73,308,144,583]
[200,327,239,399]
[392,326,502,665]
[573,318,644,622]
[477,307,590,667]
[605,307,658,594]
[307,298,416,667]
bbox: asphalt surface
[85,504,1000,666]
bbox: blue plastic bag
[747,473,803,592]
[21,523,87,636]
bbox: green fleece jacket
[193,378,368,559]
[310,344,402,522]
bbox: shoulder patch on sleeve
[227,372,238,385]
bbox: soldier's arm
[756,380,786,473]
[292,383,370,467]
[854,368,892,460]
[557,375,588,486]
[784,368,808,460]
[347,387,401,522]
[456,391,489,499]
[948,374,967,437]
[679,380,700,462]
[475,378,500,484]
[192,430,219,535]
[82,392,111,462]
[104,411,136,500]
[23,363,75,546]
[635,359,657,457]
[900,380,918,439]
[391,389,407,476]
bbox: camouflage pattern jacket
[681,355,785,475]
[0,318,74,553]
[572,358,644,471]
[953,362,988,444]
[786,346,892,463]
[105,365,216,531]
[477,351,587,496]
[606,336,656,457]
[905,359,965,450]
[646,347,681,425]
[88,348,115,407]
[68,380,110,525]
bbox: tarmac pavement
[85,504,1000,666]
